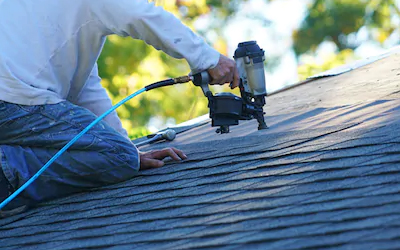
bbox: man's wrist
[190,43,220,74]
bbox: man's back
[0,0,221,137]
[0,0,106,105]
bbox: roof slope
[1,54,400,249]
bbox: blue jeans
[0,100,139,205]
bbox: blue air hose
[0,76,191,210]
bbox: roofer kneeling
[0,0,239,217]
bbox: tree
[293,0,400,55]
[98,1,212,137]
[100,0,398,138]
[98,1,247,138]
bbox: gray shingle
[3,54,400,249]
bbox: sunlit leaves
[97,1,250,139]
[294,0,399,55]
[298,49,356,80]
[294,0,399,81]
[294,0,366,55]
[99,0,396,139]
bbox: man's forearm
[89,0,220,73]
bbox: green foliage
[98,36,211,138]
[368,0,399,43]
[294,0,400,79]
[294,0,365,54]
[98,1,240,138]
[97,0,400,139]
[130,126,152,140]
[298,49,356,80]
[294,0,400,55]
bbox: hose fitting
[174,75,192,83]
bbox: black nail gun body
[193,41,268,134]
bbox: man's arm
[88,0,219,74]
[89,0,239,86]
[71,63,130,139]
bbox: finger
[171,147,188,160]
[140,158,164,170]
[151,148,181,161]
[210,70,231,86]
[231,67,240,89]
[224,70,234,85]
[209,71,222,85]
[165,148,182,161]
[210,78,220,85]
[209,69,233,85]
[217,74,232,86]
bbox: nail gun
[192,41,268,134]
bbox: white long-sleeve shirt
[0,0,220,137]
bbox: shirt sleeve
[70,63,130,139]
[88,0,220,74]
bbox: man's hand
[139,147,187,170]
[207,54,240,89]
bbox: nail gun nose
[135,129,176,147]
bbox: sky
[223,0,307,92]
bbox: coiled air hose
[0,75,192,210]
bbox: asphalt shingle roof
[1,54,400,249]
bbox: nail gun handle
[192,71,212,97]
[192,71,211,87]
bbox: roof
[1,53,400,249]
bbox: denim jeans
[0,100,139,205]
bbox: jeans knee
[103,138,140,177]
[107,139,140,173]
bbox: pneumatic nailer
[192,41,268,134]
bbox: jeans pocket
[0,101,19,113]
[0,102,8,122]
[17,104,41,114]
[0,101,19,125]
[0,101,6,112]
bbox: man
[0,0,239,217]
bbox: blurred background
[97,0,400,138]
